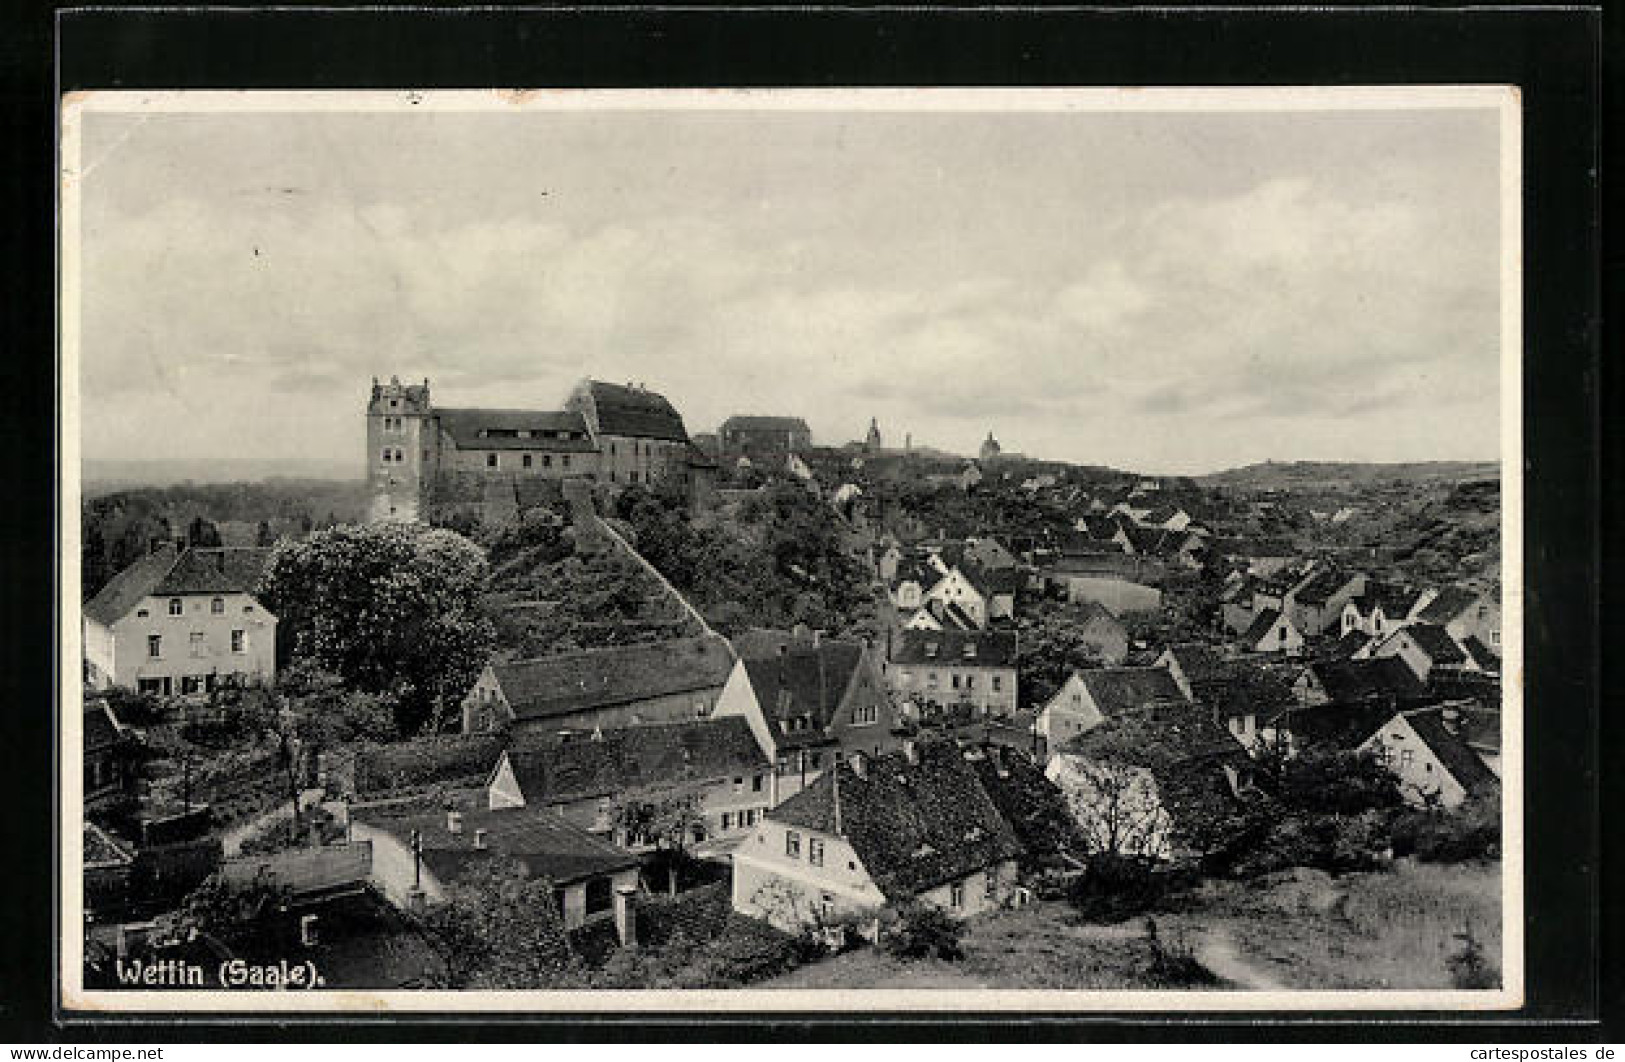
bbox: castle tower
[979,431,1002,463]
[366,375,436,522]
[865,417,881,453]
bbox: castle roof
[720,415,811,436]
[577,381,689,442]
[434,408,596,453]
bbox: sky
[73,95,1507,475]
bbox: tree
[187,515,223,548]
[421,857,582,989]
[610,788,706,896]
[159,866,292,945]
[256,523,495,734]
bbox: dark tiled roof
[1062,698,1245,770]
[582,381,689,441]
[505,717,768,805]
[1352,581,1428,619]
[1291,567,1356,606]
[720,415,811,435]
[156,547,275,596]
[435,408,596,453]
[1462,636,1502,674]
[1323,629,1374,661]
[937,602,980,631]
[767,741,1025,901]
[740,643,867,748]
[1264,699,1398,750]
[1400,623,1469,665]
[1190,662,1297,720]
[1161,643,1229,686]
[1310,657,1427,702]
[358,805,639,886]
[890,629,1018,668]
[964,744,1087,859]
[1402,707,1500,798]
[1459,702,1501,754]
[84,546,273,626]
[492,636,735,723]
[83,545,181,626]
[1241,608,1284,646]
[963,565,1024,596]
[1415,586,1483,626]
[1074,667,1190,717]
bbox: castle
[366,376,709,522]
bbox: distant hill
[1196,460,1499,492]
[83,457,363,496]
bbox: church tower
[865,417,882,453]
[979,431,1002,463]
[366,376,436,522]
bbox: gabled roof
[491,635,735,724]
[504,717,768,805]
[767,741,1025,901]
[579,381,689,441]
[1414,586,1483,626]
[962,565,1024,597]
[83,545,273,626]
[1461,635,1502,674]
[84,700,126,753]
[1400,707,1500,798]
[1291,567,1357,606]
[1160,643,1229,686]
[1189,662,1298,720]
[83,822,135,869]
[1073,601,1127,636]
[937,601,981,631]
[1241,608,1285,646]
[1323,629,1374,661]
[740,641,868,749]
[1309,656,1427,702]
[891,629,1018,668]
[720,415,811,435]
[964,744,1087,859]
[1399,623,1469,666]
[1059,699,1247,773]
[1072,667,1189,718]
[1352,581,1428,619]
[434,408,596,453]
[356,805,639,887]
[1264,699,1399,750]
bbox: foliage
[277,662,399,746]
[882,901,966,961]
[1015,601,1110,706]
[159,866,291,943]
[100,686,168,727]
[1140,917,1219,988]
[257,522,495,734]
[420,856,585,989]
[1445,924,1498,989]
[1389,794,1501,863]
[1066,852,1181,923]
[1266,744,1406,817]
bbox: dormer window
[924,642,938,659]
[962,643,977,659]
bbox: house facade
[886,629,1019,719]
[1239,608,1305,656]
[82,545,278,695]
[1035,667,1189,745]
[731,742,1025,935]
[1359,705,1499,809]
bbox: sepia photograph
[59,87,1522,1014]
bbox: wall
[352,821,446,908]
[596,434,689,489]
[915,859,1020,920]
[110,592,277,692]
[888,663,1018,717]
[440,442,598,480]
[1063,576,1162,615]
[367,397,431,523]
[1036,677,1106,743]
[1361,717,1468,809]
[730,821,887,934]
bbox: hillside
[1197,460,1499,492]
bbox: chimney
[446,810,463,836]
[473,828,488,850]
[614,885,638,948]
[299,914,319,948]
[1441,704,1462,734]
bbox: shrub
[1446,926,1499,989]
[1067,853,1173,922]
[883,901,966,961]
[1141,917,1219,988]
[1389,795,1500,863]
[354,734,503,795]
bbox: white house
[1035,667,1189,745]
[1238,608,1305,656]
[82,544,278,695]
[1359,705,1500,809]
[921,567,988,629]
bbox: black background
[1,3,1611,1042]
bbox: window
[522,454,533,469]
[809,752,822,770]
[243,605,254,614]
[211,597,224,614]
[721,812,734,830]
[820,892,835,919]
[136,608,148,618]
[733,776,745,792]
[389,399,398,409]
[950,882,965,909]
[1399,749,1414,767]
[853,704,879,727]
[168,598,183,616]
[966,675,976,690]
[952,674,961,690]
[542,454,553,469]
[147,634,162,659]
[382,448,392,463]
[992,676,1002,692]
[785,830,802,858]
[562,456,571,469]
[809,838,824,867]
[486,453,499,469]
[189,632,206,657]
[231,629,246,654]
[752,774,764,792]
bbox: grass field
[761,858,1503,991]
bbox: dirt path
[1193,927,1286,991]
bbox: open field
[762,859,1502,991]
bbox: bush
[1140,917,1219,988]
[1446,926,1498,989]
[354,734,503,795]
[883,901,966,961]
[1067,853,1175,922]
[1389,795,1500,863]
[1230,812,1392,878]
